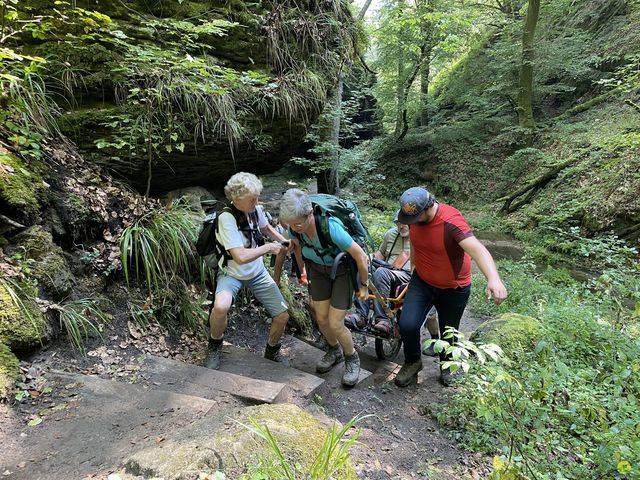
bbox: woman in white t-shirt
[204,172,291,370]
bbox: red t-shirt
[409,203,474,289]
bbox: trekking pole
[367,280,396,320]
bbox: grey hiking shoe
[204,337,223,370]
[440,365,463,387]
[316,344,344,373]
[264,343,290,367]
[394,360,423,387]
[341,351,360,388]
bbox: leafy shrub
[434,260,640,479]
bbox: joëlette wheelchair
[333,252,407,361]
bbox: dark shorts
[306,261,354,310]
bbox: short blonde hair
[224,172,263,201]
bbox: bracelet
[360,282,368,288]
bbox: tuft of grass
[239,414,369,479]
[52,298,110,354]
[308,414,369,480]
[120,201,212,328]
[120,201,202,293]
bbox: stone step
[218,345,325,398]
[139,355,288,404]
[3,370,230,480]
[286,336,373,387]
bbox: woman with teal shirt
[280,189,369,388]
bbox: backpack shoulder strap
[385,231,400,262]
[314,207,333,251]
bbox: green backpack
[292,194,373,261]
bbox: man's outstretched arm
[459,236,507,305]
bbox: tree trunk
[358,0,374,19]
[517,0,540,134]
[316,170,330,194]
[418,52,431,126]
[396,42,430,141]
[394,51,406,136]
[329,72,343,194]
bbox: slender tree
[320,0,373,194]
[517,0,540,134]
[417,0,432,127]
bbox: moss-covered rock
[0,341,20,399]
[124,403,357,479]
[0,153,45,225]
[474,313,541,356]
[0,280,49,351]
[6,226,74,298]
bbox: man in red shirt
[394,187,508,387]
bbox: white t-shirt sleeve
[256,205,268,229]
[217,212,245,250]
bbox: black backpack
[195,203,264,273]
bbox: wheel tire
[375,336,402,361]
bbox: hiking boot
[440,365,463,387]
[316,343,344,373]
[422,340,437,357]
[264,342,290,367]
[204,337,223,370]
[345,313,366,330]
[342,351,360,388]
[394,360,423,387]
[373,320,392,338]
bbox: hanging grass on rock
[120,201,210,328]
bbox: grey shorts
[306,261,354,311]
[216,268,288,318]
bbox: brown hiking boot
[394,360,423,387]
[341,351,360,388]
[204,337,223,370]
[264,342,290,367]
[316,343,344,373]
[422,340,438,357]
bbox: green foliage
[370,0,477,131]
[120,201,209,329]
[240,414,367,480]
[51,298,110,354]
[433,260,640,479]
[426,326,504,375]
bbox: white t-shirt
[217,205,268,280]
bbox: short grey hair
[280,188,312,221]
[224,172,263,201]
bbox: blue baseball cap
[393,209,400,223]
[398,187,432,224]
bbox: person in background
[394,187,508,387]
[279,188,369,388]
[204,172,290,370]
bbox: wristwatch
[360,281,368,288]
